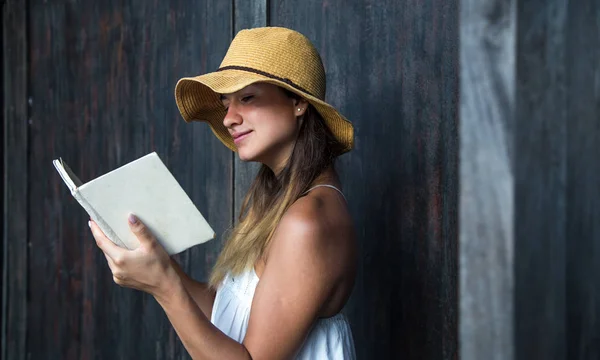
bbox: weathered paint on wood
[515,0,600,359]
[459,1,515,359]
[461,1,600,359]
[565,2,600,359]
[514,0,568,358]
[2,1,28,360]
[25,1,232,359]
[269,0,459,358]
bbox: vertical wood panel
[270,1,458,358]
[565,1,600,359]
[0,8,2,355]
[2,1,28,359]
[461,0,600,359]
[459,1,515,359]
[234,0,267,30]
[27,1,232,359]
[232,0,266,219]
[0,9,3,355]
[514,0,568,358]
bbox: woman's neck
[311,165,340,188]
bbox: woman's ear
[294,98,309,117]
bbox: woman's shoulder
[261,188,357,316]
[267,188,356,267]
[286,187,353,235]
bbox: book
[52,152,215,255]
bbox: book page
[53,158,84,193]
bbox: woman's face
[221,83,308,171]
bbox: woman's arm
[91,219,252,360]
[155,274,252,360]
[156,203,340,360]
[170,258,216,319]
[242,201,342,359]
[91,201,344,360]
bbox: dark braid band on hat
[216,65,317,98]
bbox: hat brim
[175,68,354,154]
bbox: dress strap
[303,184,346,202]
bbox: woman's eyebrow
[219,91,253,102]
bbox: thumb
[127,214,155,245]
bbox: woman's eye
[241,95,254,102]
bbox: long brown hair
[208,88,345,288]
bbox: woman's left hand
[89,214,177,301]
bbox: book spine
[72,189,130,250]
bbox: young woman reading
[89,27,357,359]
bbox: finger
[127,214,156,247]
[89,220,127,261]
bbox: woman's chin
[236,148,257,162]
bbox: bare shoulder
[280,190,353,247]
[266,188,357,289]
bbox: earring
[297,108,302,112]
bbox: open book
[52,152,215,255]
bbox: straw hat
[174,26,354,154]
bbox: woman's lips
[233,130,252,144]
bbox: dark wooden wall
[2,0,459,359]
[460,0,600,359]
[3,2,28,359]
[515,0,600,358]
[563,2,600,358]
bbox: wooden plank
[2,1,28,359]
[232,0,266,219]
[565,1,600,359]
[0,11,3,357]
[234,0,267,30]
[458,1,515,359]
[27,1,232,359]
[270,0,458,358]
[514,0,568,358]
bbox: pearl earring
[297,108,301,112]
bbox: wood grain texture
[27,1,232,359]
[0,11,3,357]
[2,1,28,359]
[0,12,2,357]
[459,1,515,359]
[565,1,600,359]
[234,0,267,30]
[514,0,568,358]
[232,0,266,219]
[269,0,458,358]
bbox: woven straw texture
[174,27,354,153]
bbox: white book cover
[52,152,215,255]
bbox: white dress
[210,185,357,359]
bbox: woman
[90,27,357,359]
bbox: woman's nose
[222,103,242,128]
